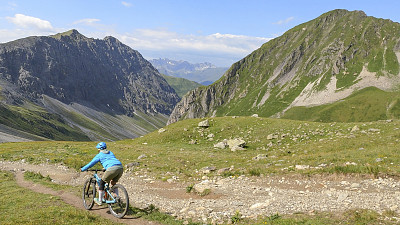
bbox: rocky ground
[2,160,400,224]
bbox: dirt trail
[3,160,400,224]
[9,168,160,225]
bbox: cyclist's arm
[81,154,101,171]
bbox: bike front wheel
[82,178,96,209]
[107,184,129,218]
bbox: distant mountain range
[0,29,180,141]
[149,58,228,85]
[168,9,400,124]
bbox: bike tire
[82,178,96,209]
[107,184,129,218]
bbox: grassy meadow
[0,171,121,225]
[2,116,400,180]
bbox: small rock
[158,128,166,133]
[368,128,380,133]
[180,207,189,213]
[138,154,147,160]
[126,162,140,168]
[251,114,259,118]
[217,167,231,174]
[189,139,197,145]
[337,192,348,201]
[250,202,270,209]
[295,165,310,170]
[351,125,359,133]
[200,166,216,174]
[253,154,268,161]
[167,178,174,183]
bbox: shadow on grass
[126,204,157,218]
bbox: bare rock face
[0,29,180,116]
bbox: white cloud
[273,16,294,25]
[73,18,101,26]
[121,1,132,7]
[118,28,271,58]
[0,18,271,66]
[6,14,54,31]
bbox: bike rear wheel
[107,184,129,218]
[82,178,96,209]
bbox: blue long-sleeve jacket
[81,150,122,171]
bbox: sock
[99,190,105,201]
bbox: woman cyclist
[81,142,123,205]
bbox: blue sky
[1,0,399,66]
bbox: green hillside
[2,116,400,179]
[162,74,202,98]
[283,87,400,122]
[0,103,90,141]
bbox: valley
[1,8,400,225]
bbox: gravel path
[2,160,400,224]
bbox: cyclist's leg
[94,179,106,205]
[104,168,123,196]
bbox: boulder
[198,120,210,128]
[231,146,246,152]
[214,140,228,149]
[227,138,246,148]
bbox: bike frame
[90,169,117,204]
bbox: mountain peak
[51,29,87,40]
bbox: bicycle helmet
[96,142,107,150]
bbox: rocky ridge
[0,29,179,116]
[0,30,180,140]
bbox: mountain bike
[82,169,129,218]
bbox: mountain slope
[0,30,180,141]
[168,9,400,124]
[283,87,400,122]
[161,74,202,98]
